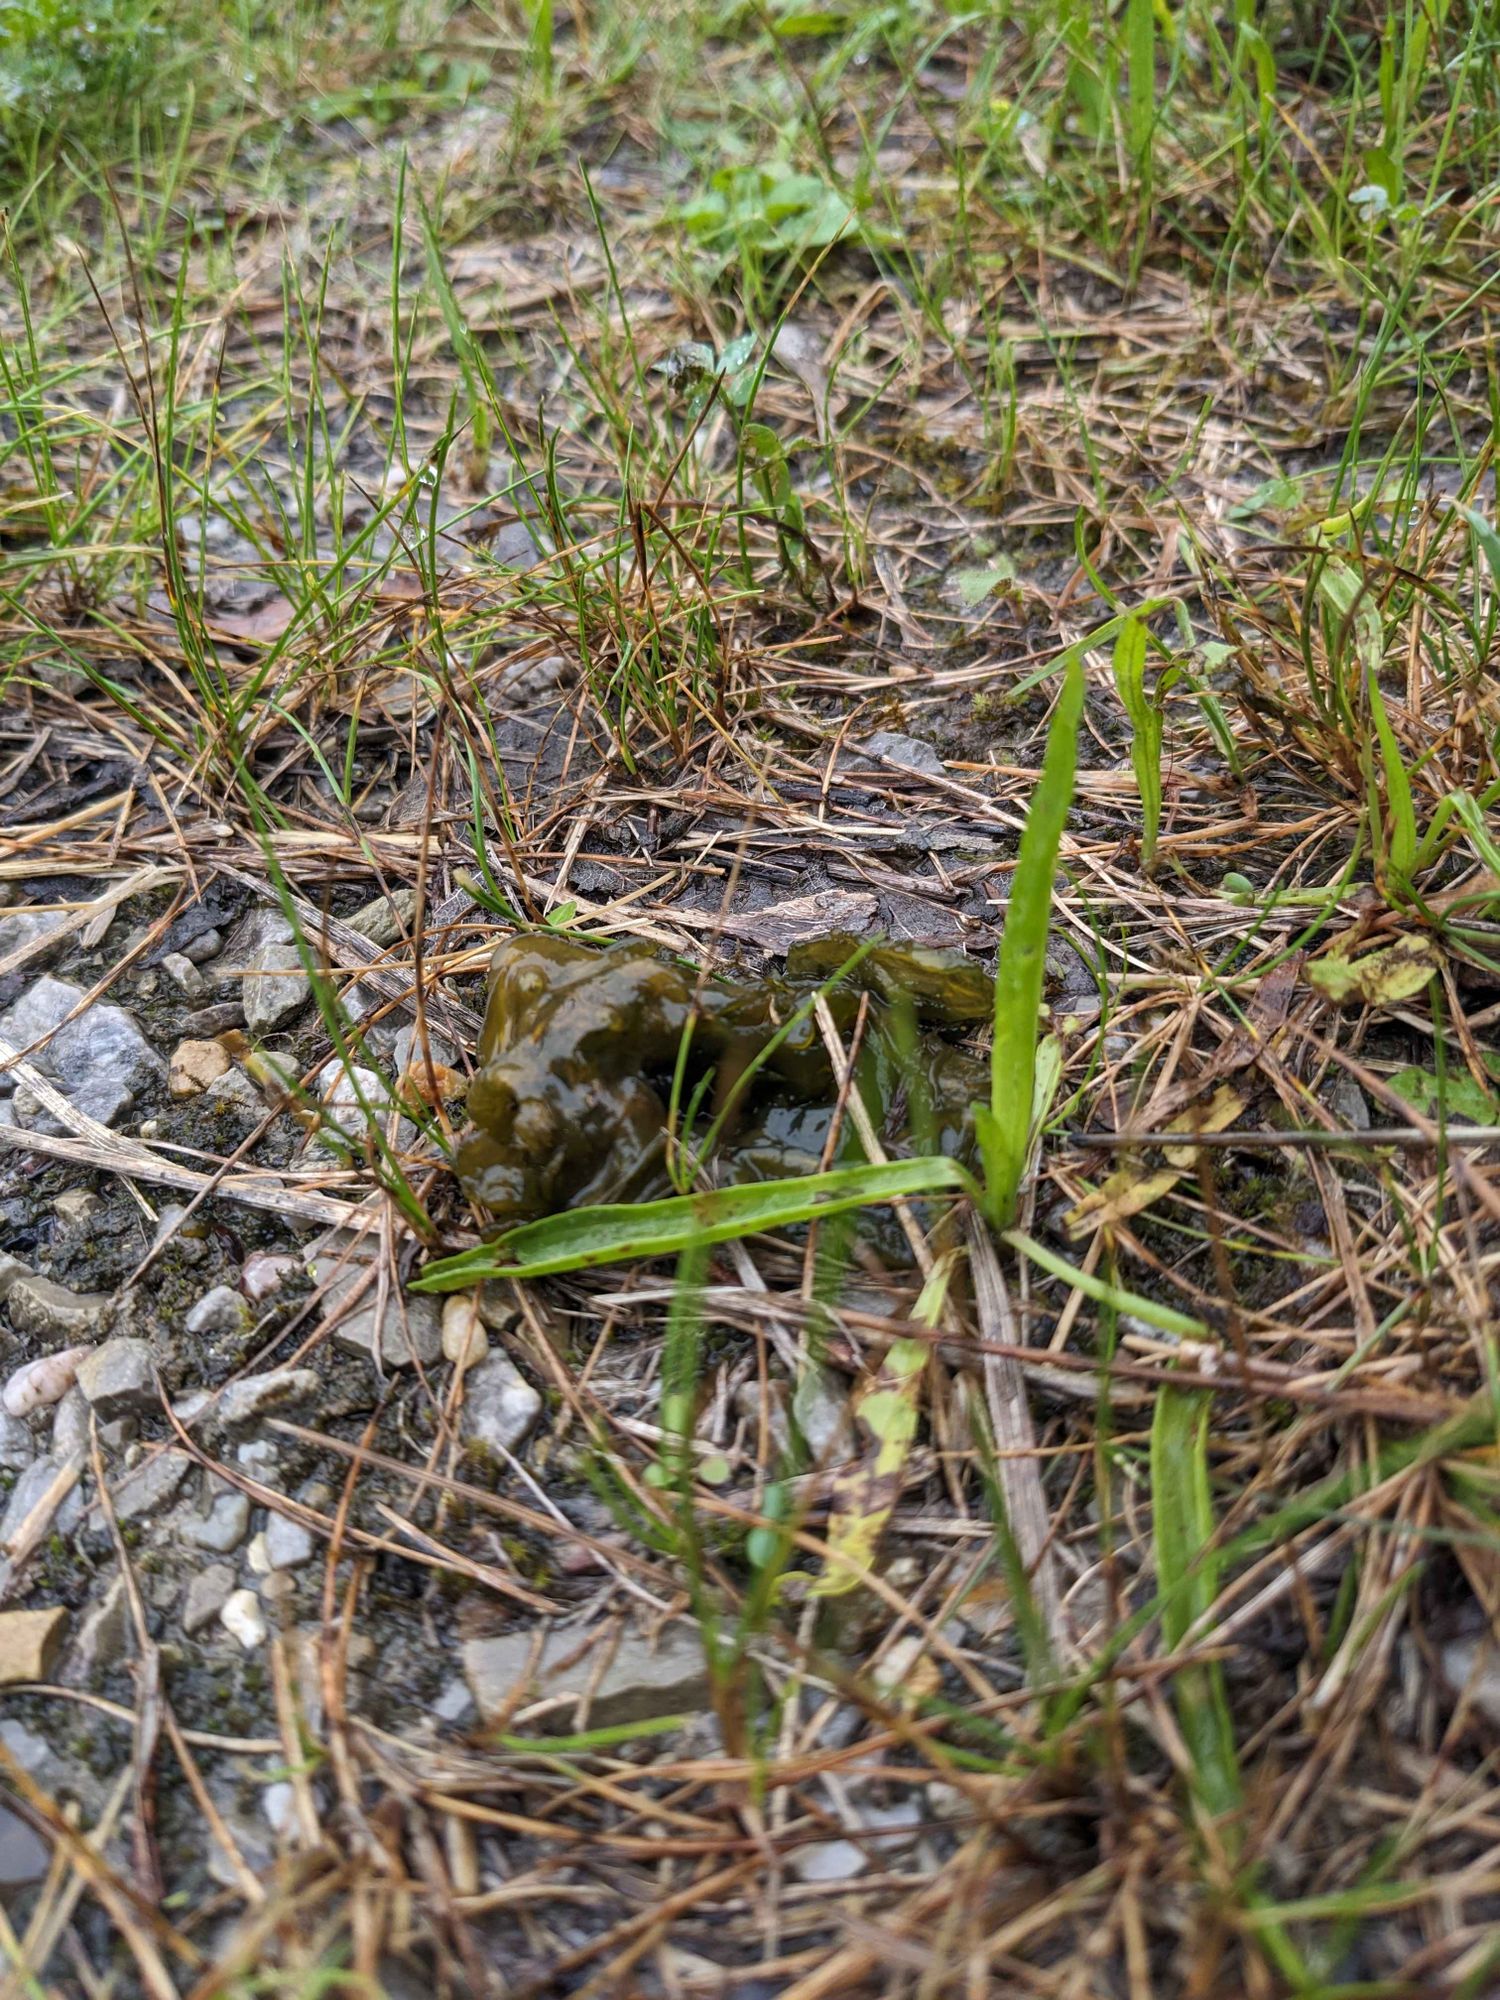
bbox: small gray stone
[345,888,418,948]
[243,940,310,1034]
[0,975,163,1133]
[203,1067,263,1115]
[463,1621,709,1730]
[261,1780,297,1836]
[0,906,66,966]
[184,1286,252,1338]
[74,1340,157,1419]
[847,729,946,779]
[49,1388,90,1463]
[64,1574,131,1682]
[461,1352,541,1457]
[7,1273,111,1340]
[0,1252,25,1303]
[317,1265,442,1369]
[790,1837,868,1883]
[0,1718,54,1775]
[182,1563,236,1636]
[263,1513,315,1570]
[313,1062,394,1143]
[0,1800,49,1890]
[113,1450,191,1522]
[53,1189,103,1227]
[175,1367,318,1430]
[160,952,207,999]
[433,1679,474,1724]
[180,927,223,965]
[0,1411,35,1472]
[240,1252,301,1303]
[391,1023,457,1076]
[1,1456,85,1547]
[179,1488,251,1554]
[791,1366,853,1463]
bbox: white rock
[461,1352,541,1456]
[441,1295,488,1368]
[220,1589,267,1651]
[262,1781,297,1837]
[242,941,310,1034]
[264,1514,315,1570]
[2,1347,90,1418]
[184,1287,252,1337]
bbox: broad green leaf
[1308,933,1438,1006]
[1388,1061,1499,1126]
[412,1156,975,1289]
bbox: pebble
[263,1513,315,1570]
[315,1259,442,1369]
[461,1352,542,1456]
[846,729,947,779]
[1441,1636,1500,1726]
[220,1589,268,1651]
[0,1252,24,1303]
[433,1679,474,1724]
[0,975,163,1131]
[345,888,418,947]
[160,952,207,999]
[790,1837,868,1883]
[1,1457,85,1547]
[2,1346,90,1417]
[791,1365,854,1463]
[174,1366,318,1429]
[262,1780,298,1837]
[150,1203,207,1260]
[180,927,223,964]
[203,1067,263,1116]
[53,1189,103,1226]
[0,1606,67,1685]
[181,1564,236,1636]
[0,1803,50,1890]
[113,1450,191,1523]
[314,1061,395,1143]
[440,1294,488,1368]
[7,1274,110,1341]
[0,1411,35,1472]
[242,940,310,1034]
[240,1252,301,1303]
[184,1286,252,1337]
[74,1339,157,1419]
[463,1621,708,1729]
[183,1001,245,1036]
[64,1575,131,1682]
[49,1387,90,1462]
[180,1489,251,1554]
[169,1038,231,1099]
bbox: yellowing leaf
[813,1252,954,1597]
[1066,1086,1245,1236]
[1308,934,1439,1007]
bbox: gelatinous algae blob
[455,932,992,1228]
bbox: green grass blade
[413,1157,976,1288]
[1151,1380,1241,1827]
[981,654,1084,1228]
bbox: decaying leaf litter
[3,2,1500,1993]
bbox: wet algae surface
[455,932,994,1228]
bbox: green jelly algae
[455,931,993,1227]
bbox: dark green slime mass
[454,931,994,1228]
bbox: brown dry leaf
[1066,1084,1246,1236]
